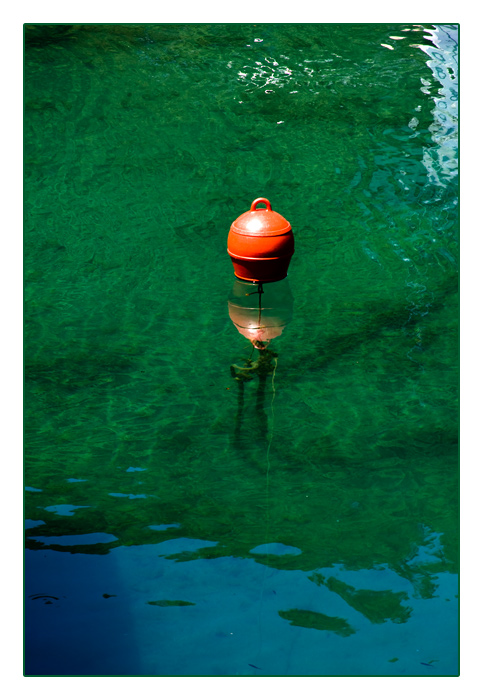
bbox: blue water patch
[148,523,181,531]
[156,538,218,556]
[24,546,458,676]
[406,531,445,565]
[25,486,42,493]
[25,519,46,529]
[126,467,147,472]
[250,543,302,556]
[42,504,91,516]
[108,493,150,499]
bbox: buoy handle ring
[250,197,272,212]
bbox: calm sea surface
[24,23,458,676]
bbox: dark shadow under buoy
[228,278,293,448]
[230,346,278,446]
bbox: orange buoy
[227,198,294,283]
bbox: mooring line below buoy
[266,356,277,484]
[255,356,278,665]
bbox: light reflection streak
[416,25,459,187]
[235,50,332,94]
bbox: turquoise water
[24,23,458,676]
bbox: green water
[24,23,458,676]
